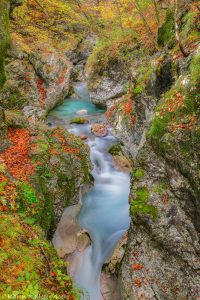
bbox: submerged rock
[70,117,89,124]
[76,109,88,116]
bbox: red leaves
[170,115,197,132]
[35,77,47,108]
[0,235,3,248]
[64,146,79,154]
[0,128,34,181]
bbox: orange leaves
[64,146,79,155]
[134,278,142,288]
[132,263,143,271]
[131,115,136,125]
[122,98,133,115]
[159,92,185,116]
[51,131,79,156]
[69,294,76,300]
[105,104,116,119]
[170,115,198,132]
[0,128,34,181]
[106,98,136,128]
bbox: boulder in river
[76,109,88,116]
[91,123,108,137]
[112,155,131,173]
[52,205,91,258]
[70,117,89,124]
[80,134,88,140]
[100,271,121,300]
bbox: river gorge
[48,83,131,299]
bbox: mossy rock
[108,144,122,156]
[133,168,144,180]
[158,9,175,48]
[5,110,29,128]
[70,117,89,124]
[0,0,10,88]
[130,187,157,220]
[190,52,200,85]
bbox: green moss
[36,139,49,154]
[158,9,175,47]
[136,187,149,201]
[133,59,154,94]
[70,117,89,124]
[130,187,157,220]
[133,169,144,180]
[148,112,170,140]
[180,8,200,46]
[108,144,122,156]
[153,180,168,195]
[87,29,135,77]
[190,52,200,85]
[0,0,10,88]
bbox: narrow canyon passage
[48,83,131,299]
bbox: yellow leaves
[95,4,115,21]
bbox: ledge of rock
[52,204,91,258]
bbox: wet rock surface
[100,271,121,300]
[53,205,91,258]
[112,156,131,173]
[91,123,108,137]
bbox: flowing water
[48,83,130,300]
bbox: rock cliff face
[0,0,73,119]
[0,41,72,118]
[87,63,128,106]
[107,46,200,299]
[0,110,91,233]
[0,3,92,297]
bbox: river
[48,83,130,300]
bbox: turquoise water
[51,83,130,300]
[49,83,105,120]
[49,98,105,119]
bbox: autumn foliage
[0,128,34,181]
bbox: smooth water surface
[49,83,130,300]
[49,83,105,120]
